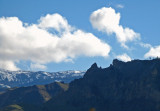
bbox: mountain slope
[0,82,68,108]
[44,59,160,111]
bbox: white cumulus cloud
[38,13,72,32]
[90,7,140,48]
[0,60,19,71]
[0,14,111,71]
[116,53,131,62]
[144,46,160,58]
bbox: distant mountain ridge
[0,69,85,89]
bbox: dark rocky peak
[112,59,125,66]
[84,63,99,77]
[90,63,98,69]
[112,59,125,69]
[87,62,99,72]
[111,59,160,76]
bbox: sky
[0,0,160,72]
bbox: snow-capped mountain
[0,69,85,89]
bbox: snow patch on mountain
[0,69,85,89]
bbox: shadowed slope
[0,82,68,108]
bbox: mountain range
[0,69,85,90]
[1,59,160,111]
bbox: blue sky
[0,0,160,72]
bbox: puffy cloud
[144,46,160,58]
[30,63,47,71]
[90,7,140,48]
[0,14,111,71]
[38,13,72,32]
[116,53,131,62]
[0,60,19,71]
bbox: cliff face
[45,59,160,111]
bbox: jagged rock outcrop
[44,59,160,111]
